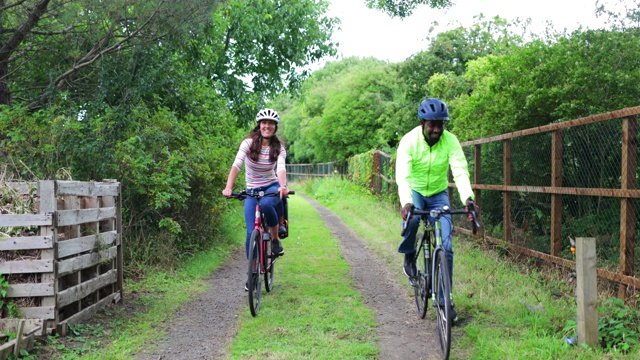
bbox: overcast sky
[324,0,613,64]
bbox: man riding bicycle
[395,97,474,322]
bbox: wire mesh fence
[460,106,640,298]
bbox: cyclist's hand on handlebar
[401,203,412,220]
[222,188,233,197]
[278,185,289,198]
[465,198,475,222]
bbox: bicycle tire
[433,249,452,359]
[414,232,428,318]
[264,240,275,292]
[247,230,262,316]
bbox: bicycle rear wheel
[414,232,429,318]
[264,239,275,292]
[433,249,452,359]
[247,230,262,316]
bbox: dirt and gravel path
[134,248,247,360]
[134,194,439,360]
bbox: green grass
[225,194,378,359]
[297,176,640,360]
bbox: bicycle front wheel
[247,230,262,316]
[414,232,429,318]
[433,249,452,359]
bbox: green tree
[313,59,398,161]
[395,15,526,105]
[278,57,368,163]
[453,28,640,141]
[365,0,452,18]
[0,0,221,107]
[204,0,338,122]
[278,57,401,163]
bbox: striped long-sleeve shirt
[232,138,287,188]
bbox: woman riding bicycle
[222,108,289,264]
[395,98,475,322]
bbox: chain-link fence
[458,107,639,298]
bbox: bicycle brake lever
[400,205,414,236]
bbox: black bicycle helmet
[418,98,449,121]
[255,108,280,123]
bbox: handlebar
[401,202,480,236]
[227,189,295,200]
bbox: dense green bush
[0,100,240,269]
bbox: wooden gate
[0,180,123,336]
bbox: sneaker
[450,306,458,323]
[272,239,284,256]
[403,260,417,277]
[278,222,288,239]
[244,281,249,291]
[403,253,417,277]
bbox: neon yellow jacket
[396,126,474,206]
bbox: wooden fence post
[618,115,637,299]
[576,237,598,348]
[38,180,58,331]
[372,151,381,194]
[473,144,483,236]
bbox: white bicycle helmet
[255,108,280,124]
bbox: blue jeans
[244,182,283,258]
[399,190,453,286]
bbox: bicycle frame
[253,195,272,275]
[416,206,478,298]
[241,189,278,275]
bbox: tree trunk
[0,0,52,105]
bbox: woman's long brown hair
[245,125,281,162]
